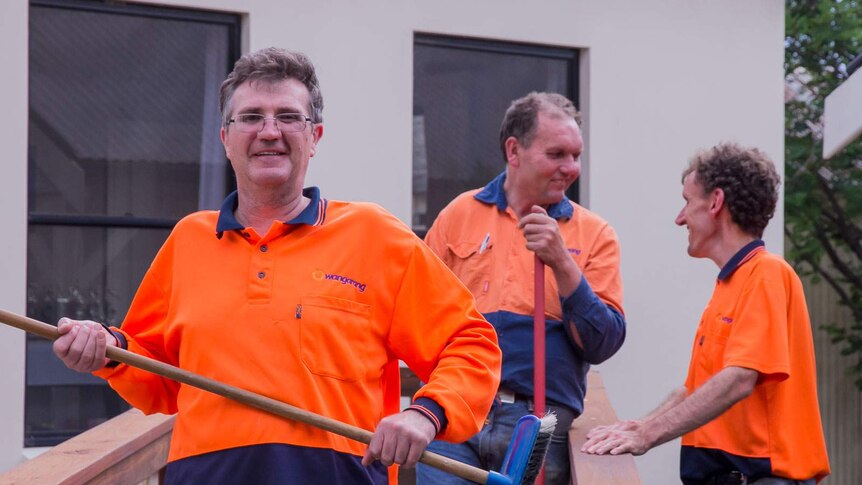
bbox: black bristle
[519,413,557,485]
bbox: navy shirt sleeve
[560,277,626,364]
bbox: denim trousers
[416,400,576,485]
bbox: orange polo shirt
[425,172,625,414]
[95,188,501,484]
[681,241,829,482]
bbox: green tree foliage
[785,0,862,389]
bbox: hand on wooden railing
[568,372,642,485]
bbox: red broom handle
[534,255,547,485]
[533,255,546,417]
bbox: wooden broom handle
[0,309,489,484]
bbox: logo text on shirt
[313,269,367,293]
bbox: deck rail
[2,370,639,484]
[1,410,173,485]
[569,371,642,485]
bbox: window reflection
[26,1,238,447]
[412,35,580,234]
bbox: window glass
[26,224,174,446]
[413,35,579,234]
[26,1,239,447]
[29,4,234,218]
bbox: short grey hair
[498,92,579,162]
[219,47,324,126]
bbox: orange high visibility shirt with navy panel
[94,187,502,485]
[681,240,829,483]
[425,172,625,414]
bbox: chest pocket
[446,239,495,293]
[696,314,733,376]
[697,332,729,376]
[299,295,373,382]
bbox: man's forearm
[559,280,626,362]
[641,366,757,449]
[549,254,587,349]
[550,255,583,299]
[641,386,687,423]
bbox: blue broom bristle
[518,413,557,485]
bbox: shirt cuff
[99,323,127,368]
[407,397,448,435]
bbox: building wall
[0,1,785,483]
[0,0,29,473]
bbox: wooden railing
[569,371,642,484]
[1,410,173,485]
[1,370,639,484]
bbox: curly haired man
[582,143,829,485]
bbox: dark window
[412,34,580,235]
[26,0,240,447]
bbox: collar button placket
[249,238,274,301]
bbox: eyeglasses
[227,113,314,133]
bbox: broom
[0,309,554,485]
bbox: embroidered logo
[568,248,582,255]
[720,316,734,324]
[315,270,367,293]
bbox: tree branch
[812,225,862,293]
[816,173,862,261]
[786,227,862,322]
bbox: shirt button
[260,245,268,253]
[257,272,266,279]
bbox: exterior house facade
[0,1,785,484]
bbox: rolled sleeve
[561,277,626,364]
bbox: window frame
[25,0,241,447]
[412,33,581,237]
[29,0,242,233]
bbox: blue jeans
[416,400,576,485]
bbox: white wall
[0,1,784,482]
[0,0,29,473]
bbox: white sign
[823,68,862,159]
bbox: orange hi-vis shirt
[681,241,829,483]
[95,187,501,484]
[425,172,625,414]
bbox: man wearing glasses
[51,47,501,485]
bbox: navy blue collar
[215,187,325,238]
[717,239,765,281]
[474,171,574,220]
